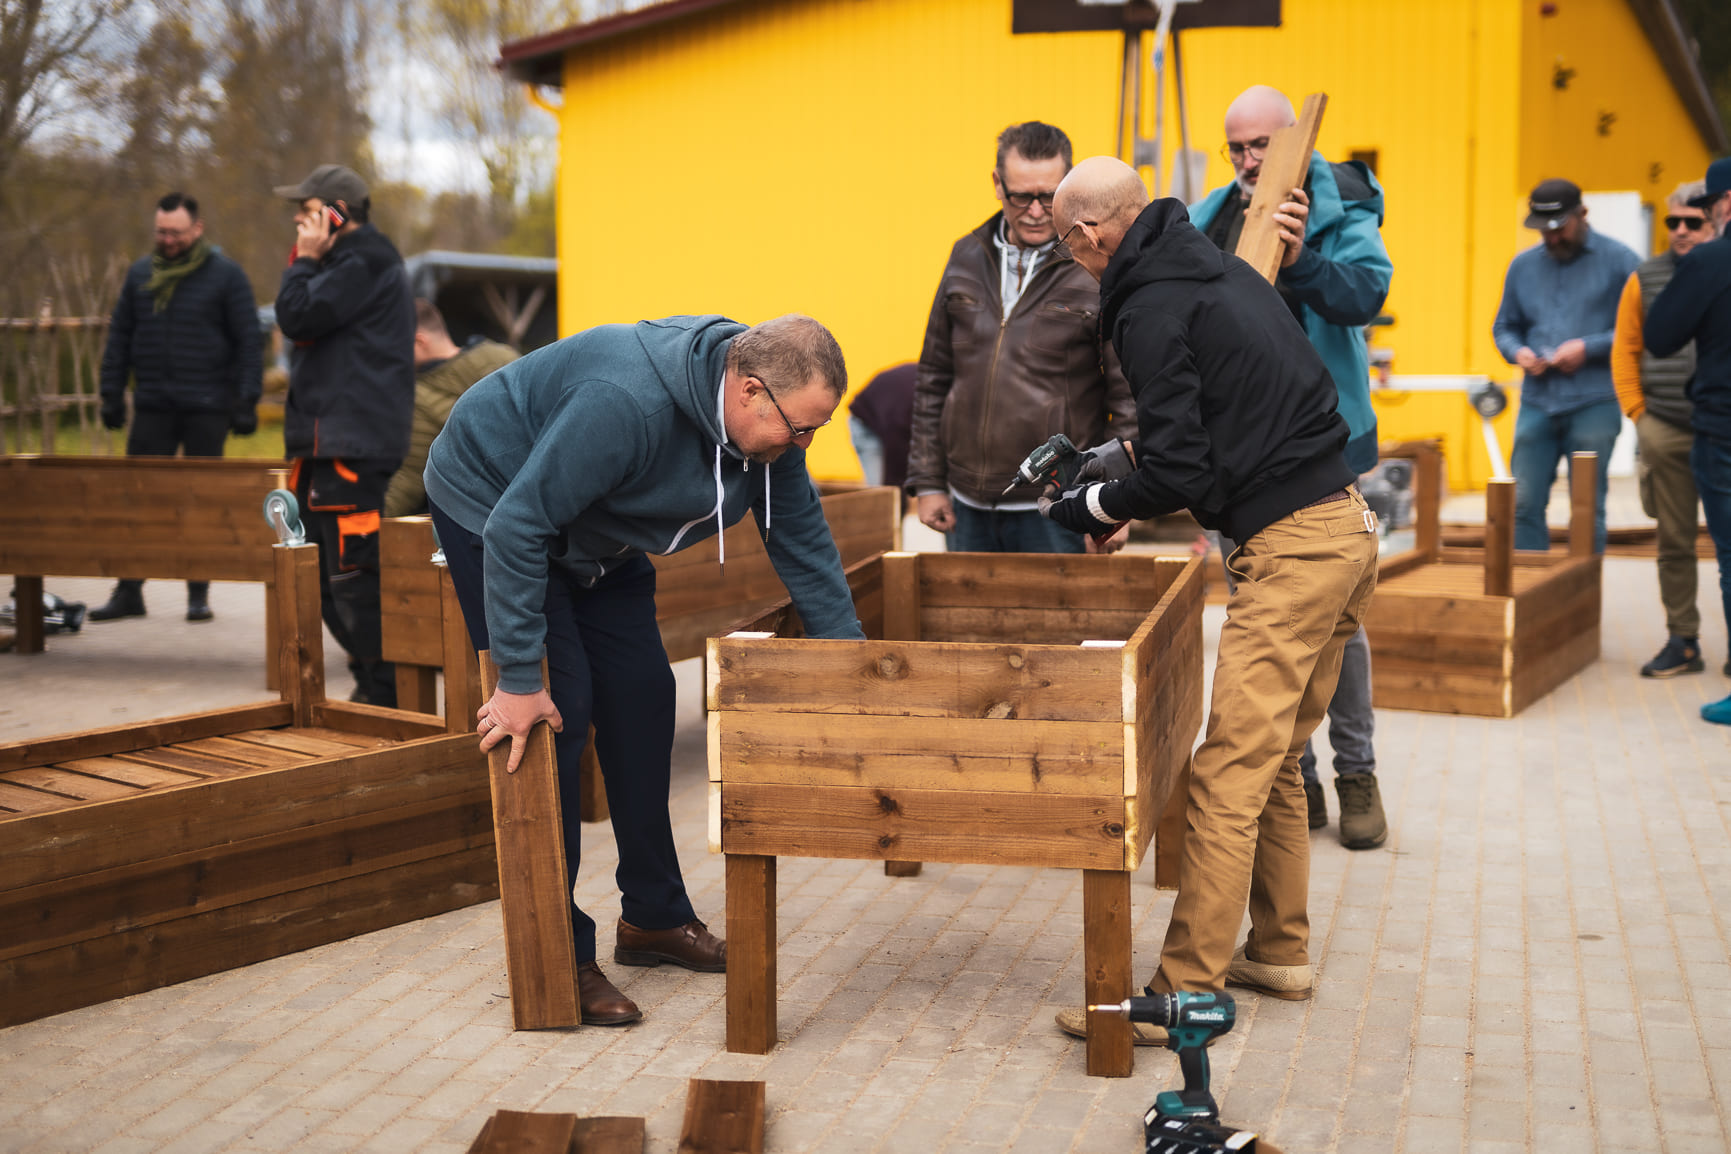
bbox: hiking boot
[88,581,146,622]
[1334,773,1388,850]
[1641,636,1703,678]
[1704,694,1731,727]
[1226,946,1313,1001]
[1304,779,1327,830]
[1053,1007,1169,1046]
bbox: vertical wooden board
[678,1079,766,1154]
[1124,557,1205,867]
[13,575,44,654]
[273,544,324,727]
[1569,452,1598,558]
[1234,93,1327,282]
[1483,480,1514,597]
[395,665,440,717]
[725,855,776,1055]
[1082,869,1133,1077]
[441,564,483,736]
[478,652,580,1030]
[880,552,919,642]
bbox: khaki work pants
[1153,489,1380,993]
[1636,413,1701,639]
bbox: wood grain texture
[724,855,776,1055]
[12,575,43,654]
[1233,93,1327,282]
[479,652,580,1030]
[719,783,1126,870]
[0,702,294,774]
[465,1109,577,1154]
[678,1079,766,1154]
[1483,479,1514,597]
[572,1116,647,1154]
[1124,557,1205,869]
[1082,869,1133,1077]
[1569,452,1598,558]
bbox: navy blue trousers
[430,502,698,962]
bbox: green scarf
[144,237,212,312]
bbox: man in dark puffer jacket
[95,191,262,623]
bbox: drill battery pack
[1144,1112,1262,1153]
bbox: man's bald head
[1222,85,1295,194]
[1053,157,1150,280]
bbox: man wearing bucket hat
[272,163,416,707]
[1646,157,1731,725]
[1493,177,1640,555]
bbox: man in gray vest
[1612,181,1710,676]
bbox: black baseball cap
[273,164,368,206]
[1686,158,1731,209]
[1525,178,1583,231]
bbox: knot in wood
[981,701,1015,720]
[876,792,899,815]
[877,834,896,849]
[1005,653,1025,669]
[1103,822,1125,838]
[876,653,906,679]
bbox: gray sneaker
[1334,774,1387,849]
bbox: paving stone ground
[3,511,1730,1152]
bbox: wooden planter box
[707,550,1205,1076]
[0,544,495,1028]
[1368,444,1603,718]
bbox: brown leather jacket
[907,215,1136,505]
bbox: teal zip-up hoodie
[1190,153,1392,472]
[425,315,864,693]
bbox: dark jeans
[430,502,698,963]
[120,407,230,603]
[1692,433,1731,657]
[295,458,396,706]
[947,502,1085,553]
[1510,398,1621,553]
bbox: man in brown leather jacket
[907,121,1137,552]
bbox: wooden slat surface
[173,737,310,768]
[678,1079,766,1154]
[1,767,142,802]
[0,702,294,774]
[48,757,202,789]
[719,782,1127,870]
[918,605,1152,646]
[916,551,1169,612]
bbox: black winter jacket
[1645,233,1731,442]
[99,250,262,414]
[1095,199,1354,543]
[276,223,415,461]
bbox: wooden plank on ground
[479,652,580,1030]
[678,1079,766,1154]
[1234,92,1327,283]
[572,1117,647,1154]
[0,702,293,774]
[465,1109,576,1154]
[719,782,1126,870]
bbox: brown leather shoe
[613,917,727,972]
[576,961,641,1025]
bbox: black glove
[231,401,258,436]
[1038,482,1123,538]
[100,395,127,430]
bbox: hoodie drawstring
[713,443,726,570]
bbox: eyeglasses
[758,377,831,439]
[1052,220,1097,262]
[999,181,1056,210]
[1665,215,1708,231]
[1220,137,1271,165]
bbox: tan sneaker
[1225,946,1312,1001]
[1053,1007,1168,1045]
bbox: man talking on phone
[274,164,416,707]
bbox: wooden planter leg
[1083,868,1134,1077]
[13,575,44,654]
[1484,478,1514,597]
[395,664,439,716]
[726,853,776,1054]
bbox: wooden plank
[715,712,1123,795]
[12,575,44,654]
[1082,869,1133,1078]
[1483,479,1514,597]
[112,747,263,778]
[441,563,484,737]
[572,1117,647,1154]
[882,861,922,878]
[724,855,776,1055]
[1364,589,1510,638]
[881,553,919,642]
[273,543,325,727]
[678,1079,766,1154]
[718,783,1127,870]
[1234,93,1328,282]
[227,729,365,758]
[464,1109,577,1154]
[2,735,485,889]
[918,605,1152,646]
[916,552,1166,613]
[396,665,440,717]
[49,757,201,789]
[0,781,71,814]
[708,638,1122,721]
[312,700,446,741]
[1512,626,1600,715]
[1126,561,1205,870]
[0,845,496,1029]
[1,767,142,802]
[1,791,494,961]
[173,737,310,768]
[293,726,390,749]
[0,702,293,773]
[478,651,580,1030]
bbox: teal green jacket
[1190,153,1392,472]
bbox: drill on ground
[1090,990,1269,1152]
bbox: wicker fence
[0,307,115,455]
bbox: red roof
[498,0,746,86]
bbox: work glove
[100,395,127,430]
[231,400,259,436]
[1038,481,1124,538]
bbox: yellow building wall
[556,0,1125,478]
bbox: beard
[155,241,190,261]
[1235,173,1257,199]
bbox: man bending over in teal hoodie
[425,314,865,1026]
